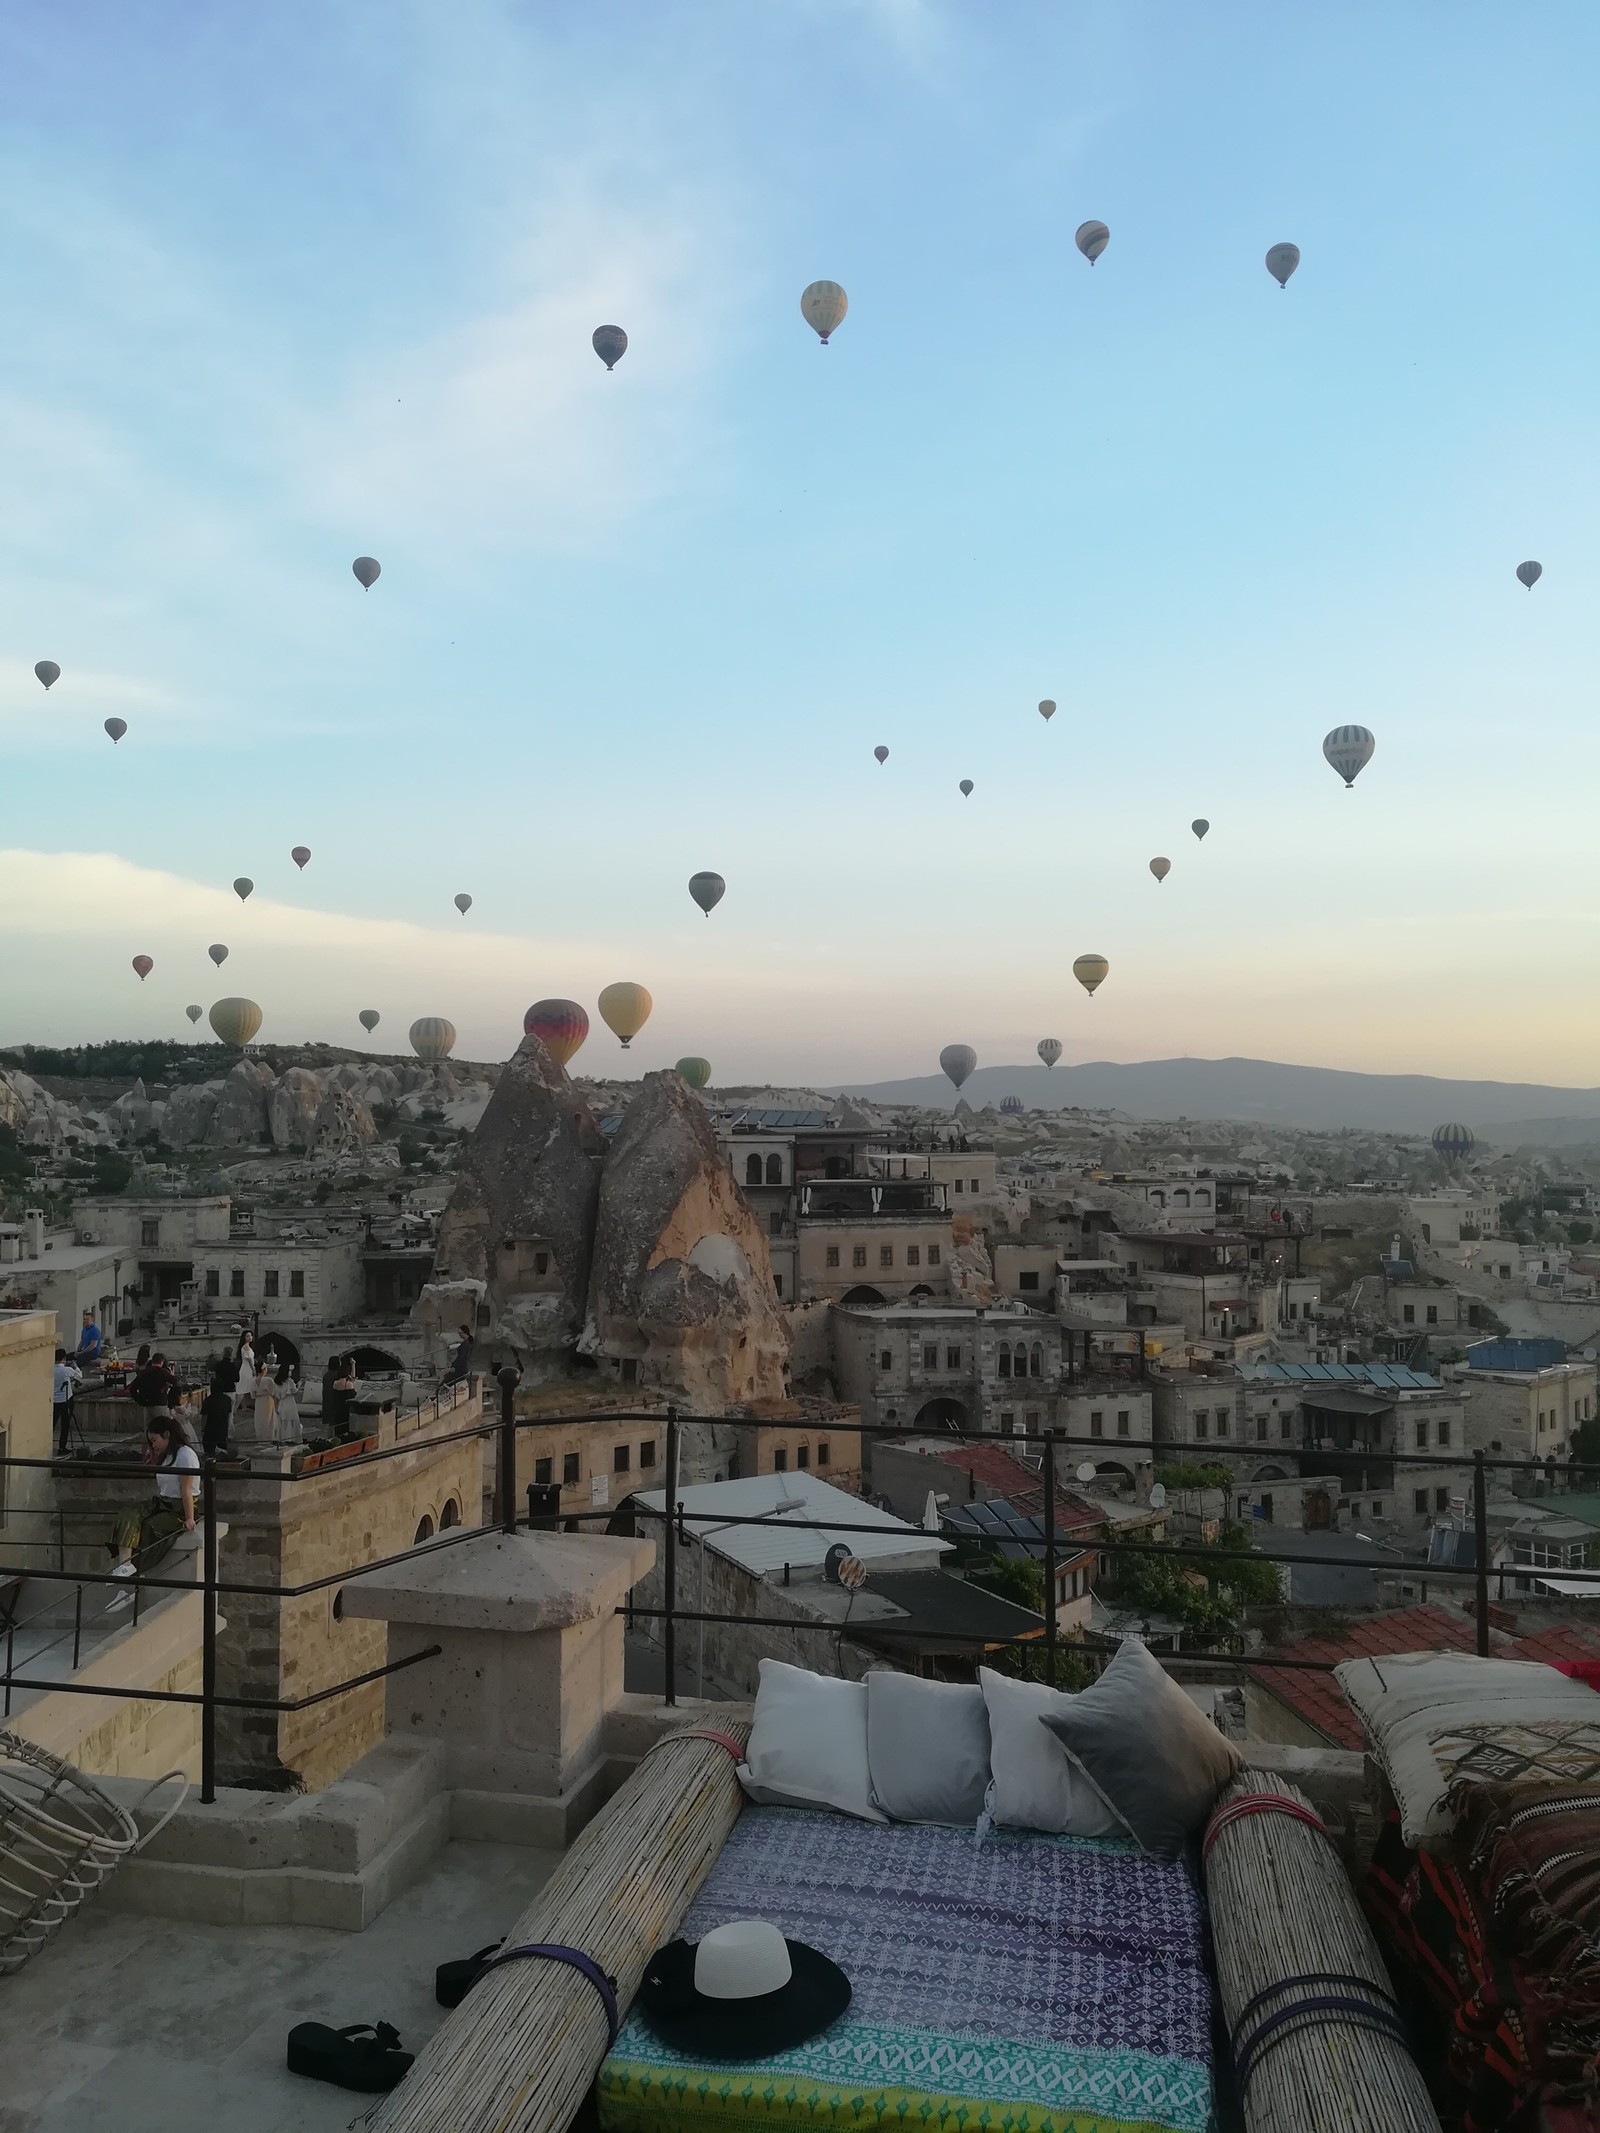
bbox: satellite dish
[1148,1482,1168,1510]
[823,1542,850,1583]
[823,1542,867,1590]
[1075,1461,1097,1485]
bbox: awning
[1532,1574,1600,1598]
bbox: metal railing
[0,1371,1593,1806]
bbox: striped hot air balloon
[1322,725,1375,788]
[598,982,652,1050]
[939,1044,977,1091]
[1431,1123,1476,1162]
[210,997,262,1047]
[523,999,589,1068]
[410,1017,456,1062]
[675,1057,712,1089]
[1073,954,1110,996]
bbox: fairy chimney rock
[585,1070,790,1412]
[429,1033,604,1359]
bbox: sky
[1,2,1597,1086]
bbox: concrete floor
[0,1838,558,2133]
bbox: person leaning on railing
[106,1413,198,1612]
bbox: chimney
[1135,1458,1155,1505]
[23,1209,43,1260]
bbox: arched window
[1174,1189,1190,1208]
[745,1154,762,1186]
[1030,1342,1043,1379]
[765,1153,783,1185]
[1195,1189,1211,1207]
[439,1498,460,1529]
[998,1349,1012,1378]
[413,1514,435,1544]
[1151,1189,1165,1208]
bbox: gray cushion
[866,1670,991,1825]
[1037,1637,1243,1861]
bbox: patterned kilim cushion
[599,1806,1213,2133]
[1430,1721,1600,1789]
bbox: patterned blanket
[599,1807,1214,2133]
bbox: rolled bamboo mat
[371,1719,751,2133]
[1204,1769,1440,2133]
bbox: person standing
[273,1367,302,1447]
[445,1324,474,1385]
[199,1368,233,1459]
[52,1348,83,1454]
[233,1334,256,1435]
[252,1356,278,1445]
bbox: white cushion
[979,1666,1127,1837]
[866,1670,991,1825]
[738,1659,885,1821]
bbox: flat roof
[632,1470,948,1577]
[1242,1360,1443,1391]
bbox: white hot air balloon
[410,1017,457,1062]
[1323,725,1375,788]
[800,280,848,344]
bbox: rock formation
[428,1033,605,1362]
[585,1070,790,1415]
[268,1067,324,1153]
[207,1059,277,1147]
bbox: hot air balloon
[1265,242,1300,287]
[524,999,589,1068]
[800,280,847,344]
[1073,954,1109,996]
[1075,219,1110,265]
[233,878,253,901]
[592,325,628,370]
[359,1009,381,1034]
[104,718,126,744]
[1517,560,1542,590]
[688,871,725,917]
[676,1057,712,1090]
[454,893,472,916]
[940,1044,977,1091]
[34,661,59,690]
[131,955,153,982]
[409,1017,456,1063]
[1037,1038,1063,1070]
[1038,700,1056,721]
[352,556,381,589]
[291,846,311,870]
[1149,856,1171,882]
[598,982,652,1050]
[1000,1095,1024,1116]
[210,997,262,1047]
[1323,725,1375,788]
[874,745,889,764]
[959,779,974,797]
[208,944,228,967]
[185,1004,202,1024]
[1432,1122,1476,1162]
[1192,819,1209,840]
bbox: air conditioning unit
[77,1228,99,1246]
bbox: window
[1280,1415,1292,1441]
[945,1345,962,1370]
[289,1269,304,1298]
[620,1358,638,1385]
[229,1268,245,1297]
[535,1457,553,1484]
[1426,1305,1438,1326]
[1403,1305,1415,1324]
[534,1250,549,1275]
[1436,1488,1449,1512]
[1195,1411,1208,1440]
[745,1154,762,1185]
[141,1218,160,1247]
[562,1452,580,1486]
[927,1245,941,1266]
[852,1246,867,1269]
[1215,1409,1229,1437]
[797,1444,810,1469]
[613,1443,631,1474]
[1030,1343,1042,1379]
[970,1178,980,1193]
[1415,1420,1429,1451]
[1020,1270,1039,1291]
[1415,1489,1429,1516]
[773,1273,784,1297]
[1256,1416,1268,1442]
[923,1344,939,1369]
[640,1440,656,1468]
[880,1349,892,1369]
[1090,1411,1104,1438]
[1116,1411,1129,1437]
[816,1440,829,1465]
[1285,1302,1296,1319]
[414,1515,435,1543]
[879,1245,894,1268]
[204,1268,219,1297]
[906,1245,920,1267]
[766,1154,783,1185]
[773,1448,788,1472]
[1438,1416,1450,1447]
[1000,1411,1015,1432]
[999,1349,1011,1378]
[1025,1409,1040,1431]
[826,1245,840,1268]
[1372,1500,1383,1518]
[953,1178,964,1193]
[264,1269,280,1298]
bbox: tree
[91,1149,134,1195]
[1156,1460,1231,1493]
[1112,1523,1281,1643]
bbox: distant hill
[828,1056,1600,1138]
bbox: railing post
[663,1406,679,1708]
[495,1365,521,1536]
[201,1459,218,1804]
[1473,1449,1490,1657]
[72,1581,83,1672]
[1043,1429,1059,1690]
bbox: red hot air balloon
[524,998,590,1069]
[132,955,153,981]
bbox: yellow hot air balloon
[598,981,652,1049]
[209,997,263,1047]
[800,280,848,344]
[1073,954,1109,997]
[409,1017,457,1062]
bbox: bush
[1156,1460,1231,1492]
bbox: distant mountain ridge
[828,1055,1600,1138]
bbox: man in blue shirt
[76,1312,102,1367]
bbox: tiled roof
[1251,1605,1600,1749]
[929,1444,1102,1531]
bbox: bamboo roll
[1204,1769,1440,2133]
[372,1720,750,2133]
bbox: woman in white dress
[252,1344,279,1444]
[272,1368,303,1446]
[233,1334,256,1434]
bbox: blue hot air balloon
[1431,1123,1476,1162]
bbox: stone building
[1458,1338,1598,1471]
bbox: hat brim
[636,1937,851,2062]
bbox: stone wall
[10,1592,204,1782]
